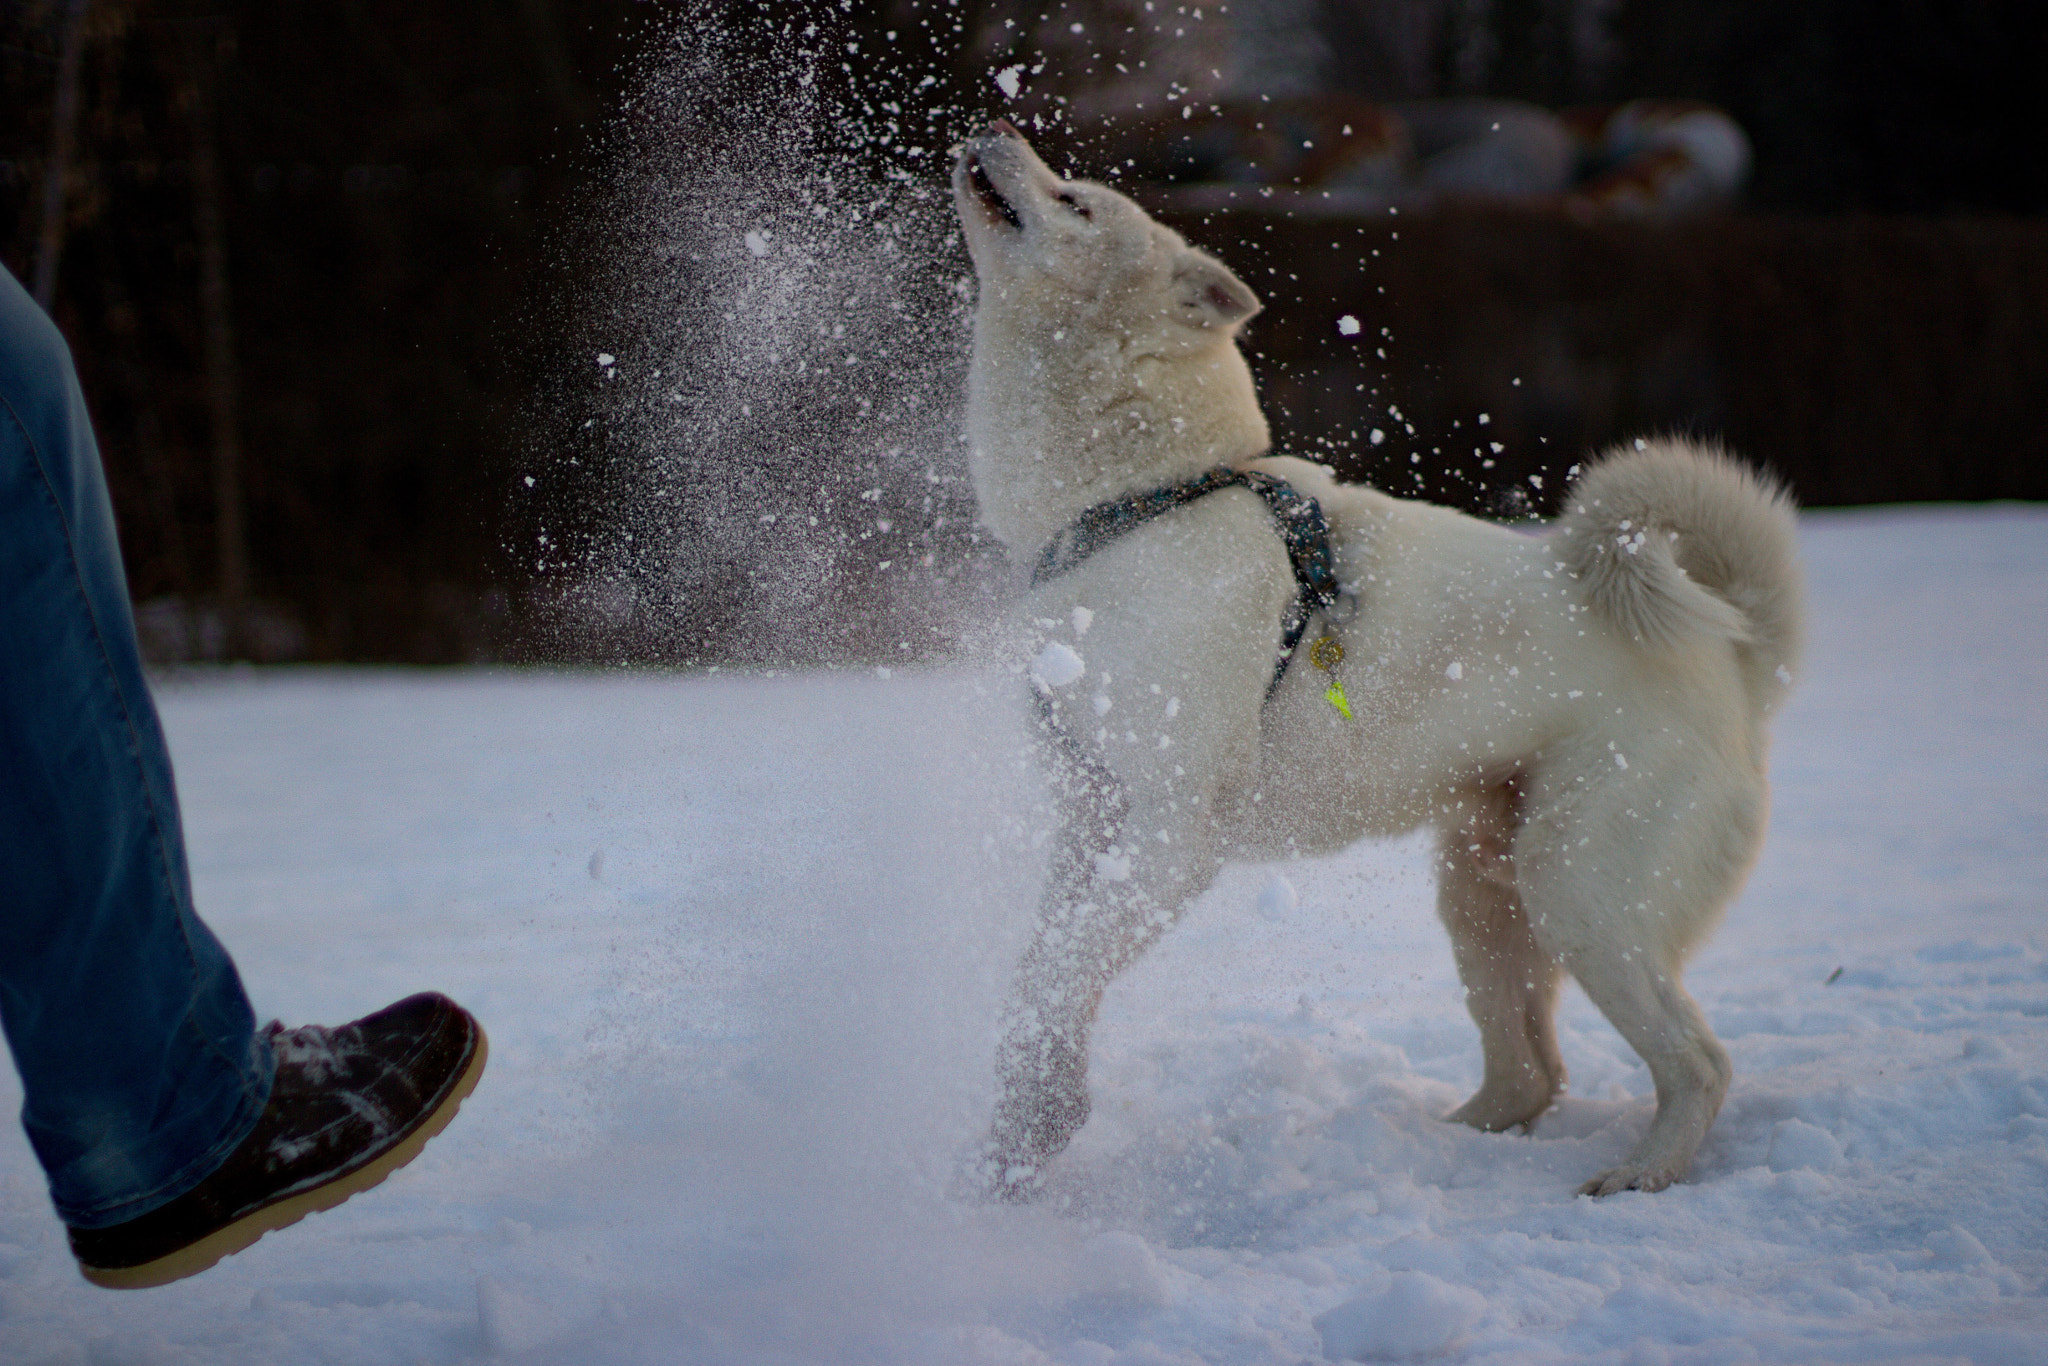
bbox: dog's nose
[990,117,1023,139]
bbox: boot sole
[79,1025,489,1290]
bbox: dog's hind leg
[1555,938,1730,1196]
[1515,769,1758,1195]
[1438,781,1567,1132]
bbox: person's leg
[1,264,488,1290]
[0,262,272,1232]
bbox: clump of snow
[477,1275,597,1355]
[1076,1229,1171,1310]
[1031,640,1085,689]
[1257,873,1299,921]
[1337,314,1362,335]
[1093,848,1132,882]
[1315,1271,1486,1360]
[1765,1117,1842,1172]
[1927,1224,1998,1268]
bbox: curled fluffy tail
[1556,438,1804,714]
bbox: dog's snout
[990,117,1024,139]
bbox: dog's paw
[1447,1085,1555,1134]
[990,1160,1049,1204]
[1577,1163,1678,1197]
[950,1148,1049,1205]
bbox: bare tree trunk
[512,0,597,126]
[32,0,91,310]
[98,265,200,659]
[182,19,250,657]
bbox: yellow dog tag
[1308,635,1353,719]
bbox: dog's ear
[1172,251,1261,330]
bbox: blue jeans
[0,264,271,1230]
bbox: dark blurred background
[4,0,2043,664]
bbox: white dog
[952,121,1802,1198]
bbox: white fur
[953,126,1804,1199]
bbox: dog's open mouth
[966,155,1022,230]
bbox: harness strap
[1029,464,1342,698]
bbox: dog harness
[1029,465,1347,702]
[1023,467,1353,912]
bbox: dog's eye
[1055,190,1092,220]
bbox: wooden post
[512,0,597,126]
[32,0,91,310]
[183,18,250,656]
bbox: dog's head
[952,121,1261,349]
[952,122,1273,551]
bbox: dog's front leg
[983,732,1126,1196]
[985,888,1149,1198]
[982,777,1222,1200]
[986,878,1188,1188]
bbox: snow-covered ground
[2,505,2044,1364]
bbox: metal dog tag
[1308,635,1353,719]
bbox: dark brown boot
[68,992,487,1289]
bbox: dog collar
[1029,463,1346,698]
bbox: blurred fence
[35,197,2048,666]
[1191,205,2048,514]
